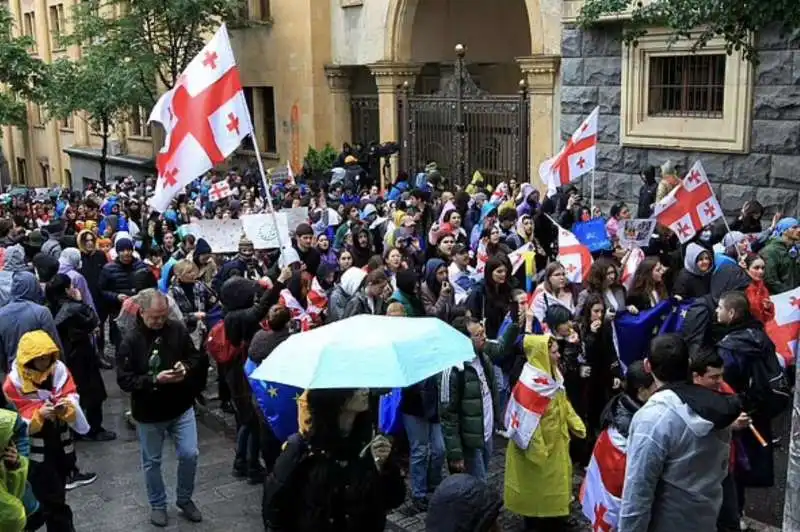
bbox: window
[49,4,65,49]
[129,106,151,137]
[59,113,73,130]
[240,87,276,153]
[64,169,72,188]
[257,0,271,20]
[620,29,753,153]
[648,55,725,118]
[31,103,44,127]
[39,162,50,185]
[16,158,27,184]
[23,12,36,52]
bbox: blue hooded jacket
[469,202,498,250]
[0,272,63,372]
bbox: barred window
[648,55,726,118]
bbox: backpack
[748,351,791,419]
[206,321,246,365]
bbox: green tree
[0,9,49,127]
[578,0,800,61]
[46,48,149,185]
[67,0,241,104]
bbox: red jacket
[746,280,774,324]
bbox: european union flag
[572,218,612,253]
[244,359,302,442]
[613,300,674,368]
[660,300,695,334]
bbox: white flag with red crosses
[148,24,253,213]
[765,286,800,368]
[654,161,722,244]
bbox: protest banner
[192,219,243,253]
[283,207,309,233]
[619,219,657,249]
[242,212,291,249]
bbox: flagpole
[590,168,596,214]
[249,131,287,250]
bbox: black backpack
[748,351,791,419]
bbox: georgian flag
[554,223,593,284]
[654,161,722,244]
[209,180,233,202]
[764,286,800,367]
[504,362,562,450]
[148,24,254,213]
[539,107,598,197]
[621,247,645,292]
[580,427,627,531]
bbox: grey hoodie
[0,245,29,307]
[619,388,734,532]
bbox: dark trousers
[718,472,741,531]
[217,363,231,403]
[28,462,75,532]
[84,402,103,435]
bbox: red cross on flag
[539,106,598,196]
[554,223,593,284]
[209,180,233,202]
[764,286,800,368]
[580,427,627,531]
[654,161,722,244]
[504,361,562,450]
[148,24,254,212]
[620,247,645,292]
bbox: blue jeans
[494,365,510,427]
[402,414,445,500]
[137,407,199,510]
[464,437,493,482]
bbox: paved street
[68,369,782,531]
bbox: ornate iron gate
[399,46,529,189]
[350,95,380,145]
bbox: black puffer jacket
[98,258,148,315]
[600,392,643,438]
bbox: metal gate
[398,47,529,189]
[350,95,380,145]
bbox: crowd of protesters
[0,152,793,532]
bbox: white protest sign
[283,207,309,234]
[619,219,657,249]
[241,212,290,249]
[193,218,242,253]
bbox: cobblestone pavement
[68,367,781,531]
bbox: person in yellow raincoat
[0,408,29,532]
[464,171,493,195]
[504,333,586,530]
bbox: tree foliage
[66,0,241,106]
[578,0,800,62]
[0,9,50,128]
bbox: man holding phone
[116,289,206,528]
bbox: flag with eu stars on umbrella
[245,359,302,442]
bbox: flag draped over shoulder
[504,362,562,450]
[580,427,627,531]
[612,299,674,368]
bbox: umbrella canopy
[250,314,474,389]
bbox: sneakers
[124,411,137,430]
[248,465,266,485]
[177,500,203,522]
[65,470,97,491]
[150,508,168,527]
[81,429,117,442]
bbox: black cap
[452,243,469,255]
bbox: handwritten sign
[283,207,309,234]
[241,212,290,250]
[268,165,291,184]
[620,219,657,249]
[192,218,243,253]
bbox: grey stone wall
[560,23,800,217]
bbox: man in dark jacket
[98,236,148,350]
[683,264,750,358]
[293,223,321,274]
[116,289,205,527]
[0,271,62,372]
[440,315,518,481]
[637,166,658,219]
[212,237,265,294]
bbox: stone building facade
[561,21,800,217]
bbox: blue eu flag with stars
[613,299,674,368]
[244,359,302,442]
[572,218,612,253]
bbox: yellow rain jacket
[0,410,28,532]
[504,335,586,518]
[465,171,493,195]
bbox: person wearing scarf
[278,270,322,332]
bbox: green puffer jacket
[439,323,519,461]
[760,238,800,295]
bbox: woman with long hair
[577,257,636,317]
[627,256,669,310]
[349,228,373,269]
[316,233,338,271]
[466,254,513,338]
[531,262,579,327]
[262,388,405,532]
[744,255,775,324]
